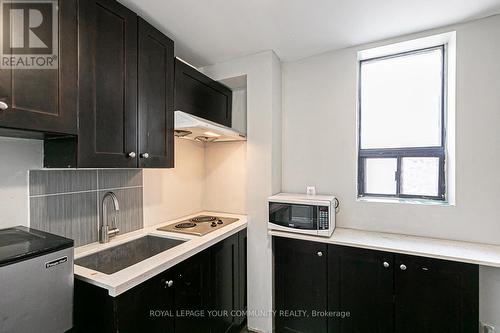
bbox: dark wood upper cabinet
[77,0,138,168]
[0,0,77,135]
[274,237,329,333]
[174,58,232,127]
[138,18,174,168]
[394,254,478,333]
[45,2,176,169]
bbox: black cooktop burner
[190,216,217,223]
[175,222,196,229]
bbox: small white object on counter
[269,227,500,268]
[306,186,316,196]
[74,211,247,297]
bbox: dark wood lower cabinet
[274,237,328,333]
[236,229,248,326]
[273,236,479,333]
[209,230,245,333]
[394,254,478,333]
[330,246,394,333]
[173,251,210,333]
[74,230,246,333]
[74,268,175,333]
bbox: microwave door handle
[315,206,319,229]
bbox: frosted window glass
[365,158,397,195]
[360,48,443,149]
[401,157,440,196]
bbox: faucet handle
[99,225,109,244]
[108,228,120,236]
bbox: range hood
[174,111,246,142]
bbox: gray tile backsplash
[98,169,142,189]
[29,169,143,246]
[29,170,97,196]
[31,192,98,246]
[98,187,143,236]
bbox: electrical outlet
[306,186,316,196]
[481,322,496,333]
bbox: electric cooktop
[157,215,239,236]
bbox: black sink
[75,235,185,274]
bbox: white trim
[356,32,457,205]
[358,31,456,60]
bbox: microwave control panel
[318,206,329,230]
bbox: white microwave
[268,193,336,237]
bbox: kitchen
[1,0,500,332]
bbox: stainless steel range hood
[174,111,246,142]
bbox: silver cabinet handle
[0,101,8,110]
[140,152,150,159]
[400,264,407,271]
[165,280,173,288]
[317,251,323,257]
[127,152,136,158]
[383,261,390,268]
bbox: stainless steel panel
[0,248,73,333]
[75,235,185,274]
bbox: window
[358,45,446,201]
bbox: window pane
[364,158,397,195]
[401,157,440,196]
[360,48,443,149]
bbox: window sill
[357,196,453,207]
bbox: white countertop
[74,211,247,297]
[269,227,500,268]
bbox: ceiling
[120,0,500,67]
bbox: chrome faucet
[99,192,120,243]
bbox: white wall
[201,51,282,333]
[143,137,247,226]
[232,88,247,135]
[204,141,247,214]
[282,15,500,327]
[0,137,42,229]
[143,138,205,226]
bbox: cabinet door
[174,59,232,127]
[333,246,394,333]
[0,0,77,134]
[78,0,138,168]
[210,232,239,333]
[174,251,210,333]
[274,237,328,333]
[235,229,247,326]
[138,18,174,168]
[116,269,175,333]
[394,254,478,333]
